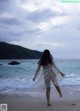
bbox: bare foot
[47,103,51,106]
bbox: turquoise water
[0,59,80,94]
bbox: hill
[0,42,42,59]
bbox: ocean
[0,59,80,95]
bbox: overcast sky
[0,0,80,59]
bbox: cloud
[0,0,80,58]
[26,9,55,23]
[26,8,68,23]
[0,0,17,13]
[0,17,21,25]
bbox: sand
[0,86,80,111]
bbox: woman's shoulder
[50,54,54,59]
[50,55,55,62]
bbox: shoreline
[0,86,80,111]
[0,85,80,97]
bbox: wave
[0,59,80,94]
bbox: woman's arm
[52,60,65,77]
[33,64,41,81]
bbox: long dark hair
[40,49,52,66]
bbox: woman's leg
[46,87,51,106]
[51,74,62,97]
[54,85,62,97]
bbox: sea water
[0,59,80,95]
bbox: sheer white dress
[34,58,61,88]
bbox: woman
[33,49,65,106]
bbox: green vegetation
[0,42,42,59]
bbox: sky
[0,0,80,59]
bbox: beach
[0,86,80,111]
[0,59,80,111]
